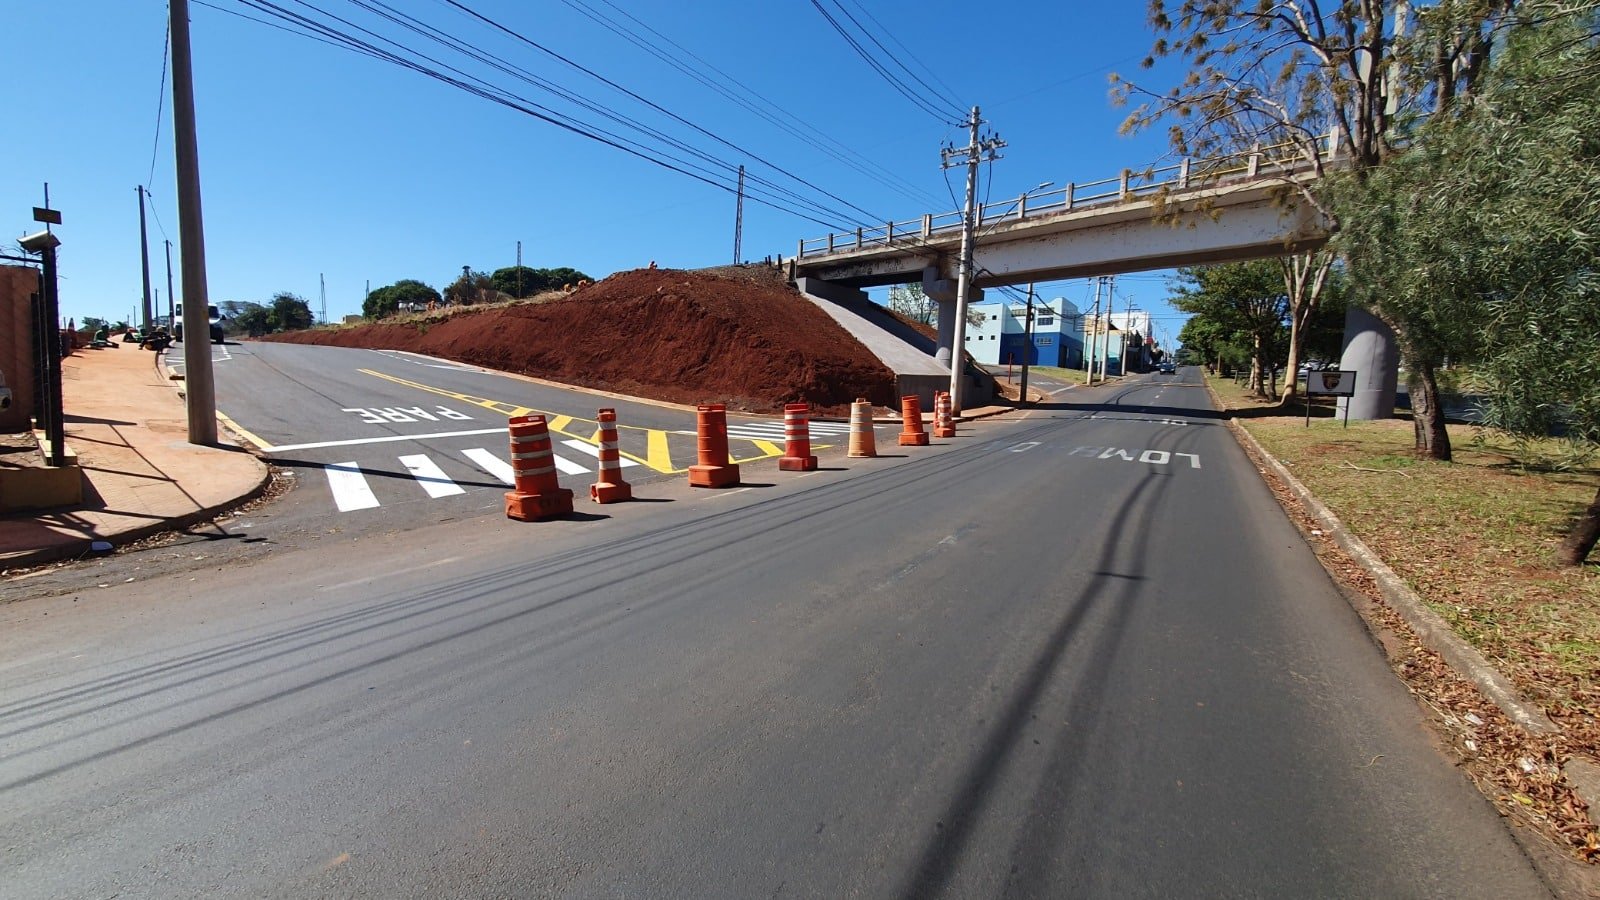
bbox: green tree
[267,292,314,332]
[1338,4,1600,562]
[443,269,498,306]
[886,283,935,325]
[490,265,594,298]
[1117,0,1524,457]
[1171,261,1288,398]
[230,302,272,337]
[363,279,440,319]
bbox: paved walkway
[0,345,269,569]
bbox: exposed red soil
[266,268,898,415]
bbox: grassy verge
[1208,374,1600,860]
[1017,365,1090,385]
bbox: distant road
[0,366,1549,897]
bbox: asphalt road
[0,367,1551,897]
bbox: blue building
[966,296,1083,368]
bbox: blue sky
[6,1,1193,348]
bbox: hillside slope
[266,268,898,414]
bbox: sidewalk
[0,345,269,569]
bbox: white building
[966,296,1083,367]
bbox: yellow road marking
[217,410,270,450]
[359,368,680,473]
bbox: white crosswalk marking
[552,453,590,476]
[462,447,515,485]
[724,419,854,440]
[325,462,379,512]
[559,439,640,467]
[398,453,466,498]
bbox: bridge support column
[1336,305,1400,420]
[923,268,960,370]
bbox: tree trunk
[1558,483,1600,566]
[1407,360,1452,461]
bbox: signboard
[1305,370,1356,396]
[32,207,61,226]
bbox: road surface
[0,368,1550,897]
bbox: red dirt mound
[267,268,898,415]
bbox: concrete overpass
[787,135,1340,390]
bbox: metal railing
[795,130,1339,260]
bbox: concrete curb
[1204,379,1559,736]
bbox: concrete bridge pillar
[1336,305,1400,420]
[921,268,982,371]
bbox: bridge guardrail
[796,131,1337,260]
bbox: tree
[1170,261,1289,398]
[887,283,935,325]
[267,292,314,332]
[81,316,108,334]
[229,302,271,337]
[489,266,594,298]
[1338,3,1600,562]
[443,269,499,306]
[363,279,440,319]
[1117,0,1525,458]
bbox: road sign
[32,207,61,226]
[1306,370,1356,396]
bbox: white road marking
[462,447,515,484]
[325,462,380,511]
[320,556,463,592]
[552,454,590,476]
[560,439,640,467]
[398,454,466,498]
[267,427,507,453]
[1006,441,1040,453]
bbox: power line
[827,0,965,115]
[341,0,865,227]
[214,0,859,229]
[808,0,960,124]
[431,0,894,226]
[835,0,965,112]
[147,11,171,188]
[559,0,943,209]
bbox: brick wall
[0,265,40,433]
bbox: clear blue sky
[6,0,1193,348]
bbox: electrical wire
[560,0,943,209]
[214,0,859,229]
[427,0,894,227]
[825,0,965,117]
[342,0,864,227]
[147,12,171,188]
[835,0,965,114]
[808,0,961,124]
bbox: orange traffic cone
[847,398,877,458]
[933,391,957,438]
[897,395,929,446]
[688,403,741,488]
[778,402,818,471]
[590,408,633,503]
[505,414,575,521]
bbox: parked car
[1158,361,1176,373]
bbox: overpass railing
[795,131,1338,260]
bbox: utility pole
[319,272,327,325]
[516,240,523,298]
[1019,282,1035,405]
[164,239,176,327]
[137,186,154,332]
[1104,277,1119,380]
[941,106,1005,414]
[1086,276,1102,384]
[733,164,745,265]
[170,0,217,444]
